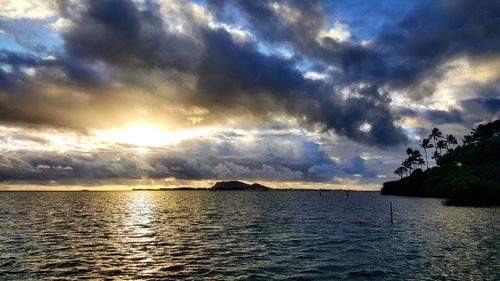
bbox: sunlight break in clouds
[95,124,210,148]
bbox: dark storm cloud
[396,107,418,118]
[208,0,500,92]
[62,0,201,72]
[0,50,42,67]
[341,156,377,178]
[206,0,383,80]
[0,50,106,128]
[394,0,500,57]
[373,0,500,93]
[423,109,464,125]
[192,28,406,146]
[0,0,497,132]
[0,0,406,146]
[460,98,500,123]
[208,0,500,130]
[208,0,324,49]
[364,0,500,89]
[0,49,103,86]
[484,99,500,113]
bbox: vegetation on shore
[382,119,500,205]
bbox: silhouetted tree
[405,148,415,174]
[415,157,425,168]
[460,120,500,145]
[402,159,412,175]
[428,127,443,154]
[472,119,500,141]
[419,138,433,169]
[462,134,474,145]
[411,149,424,169]
[432,150,441,163]
[394,166,407,178]
[436,140,447,154]
[446,134,457,151]
[403,148,425,174]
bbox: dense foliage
[382,119,500,205]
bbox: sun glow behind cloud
[94,124,209,147]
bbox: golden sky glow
[94,124,210,148]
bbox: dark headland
[131,181,272,191]
[381,119,500,206]
[210,181,272,190]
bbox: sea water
[0,191,498,280]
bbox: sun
[95,124,207,147]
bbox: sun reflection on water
[121,192,158,273]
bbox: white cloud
[159,0,211,35]
[49,17,73,33]
[25,67,36,77]
[0,0,58,20]
[304,71,329,81]
[209,22,253,43]
[269,2,301,24]
[318,21,351,43]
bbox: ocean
[0,190,498,280]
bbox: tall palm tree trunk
[424,148,429,169]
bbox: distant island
[382,119,500,205]
[131,181,272,191]
[210,181,272,190]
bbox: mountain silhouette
[210,181,271,190]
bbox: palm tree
[419,138,433,169]
[405,148,415,174]
[415,157,425,168]
[431,150,441,164]
[446,134,457,151]
[462,135,474,145]
[436,140,447,154]
[402,159,412,176]
[410,149,424,169]
[403,148,424,175]
[394,166,407,178]
[428,127,442,153]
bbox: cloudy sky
[0,0,498,190]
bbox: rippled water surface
[0,191,499,280]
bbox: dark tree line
[394,120,500,178]
[385,119,500,205]
[394,128,457,178]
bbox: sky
[0,0,499,190]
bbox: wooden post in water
[390,202,394,224]
[346,189,349,198]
